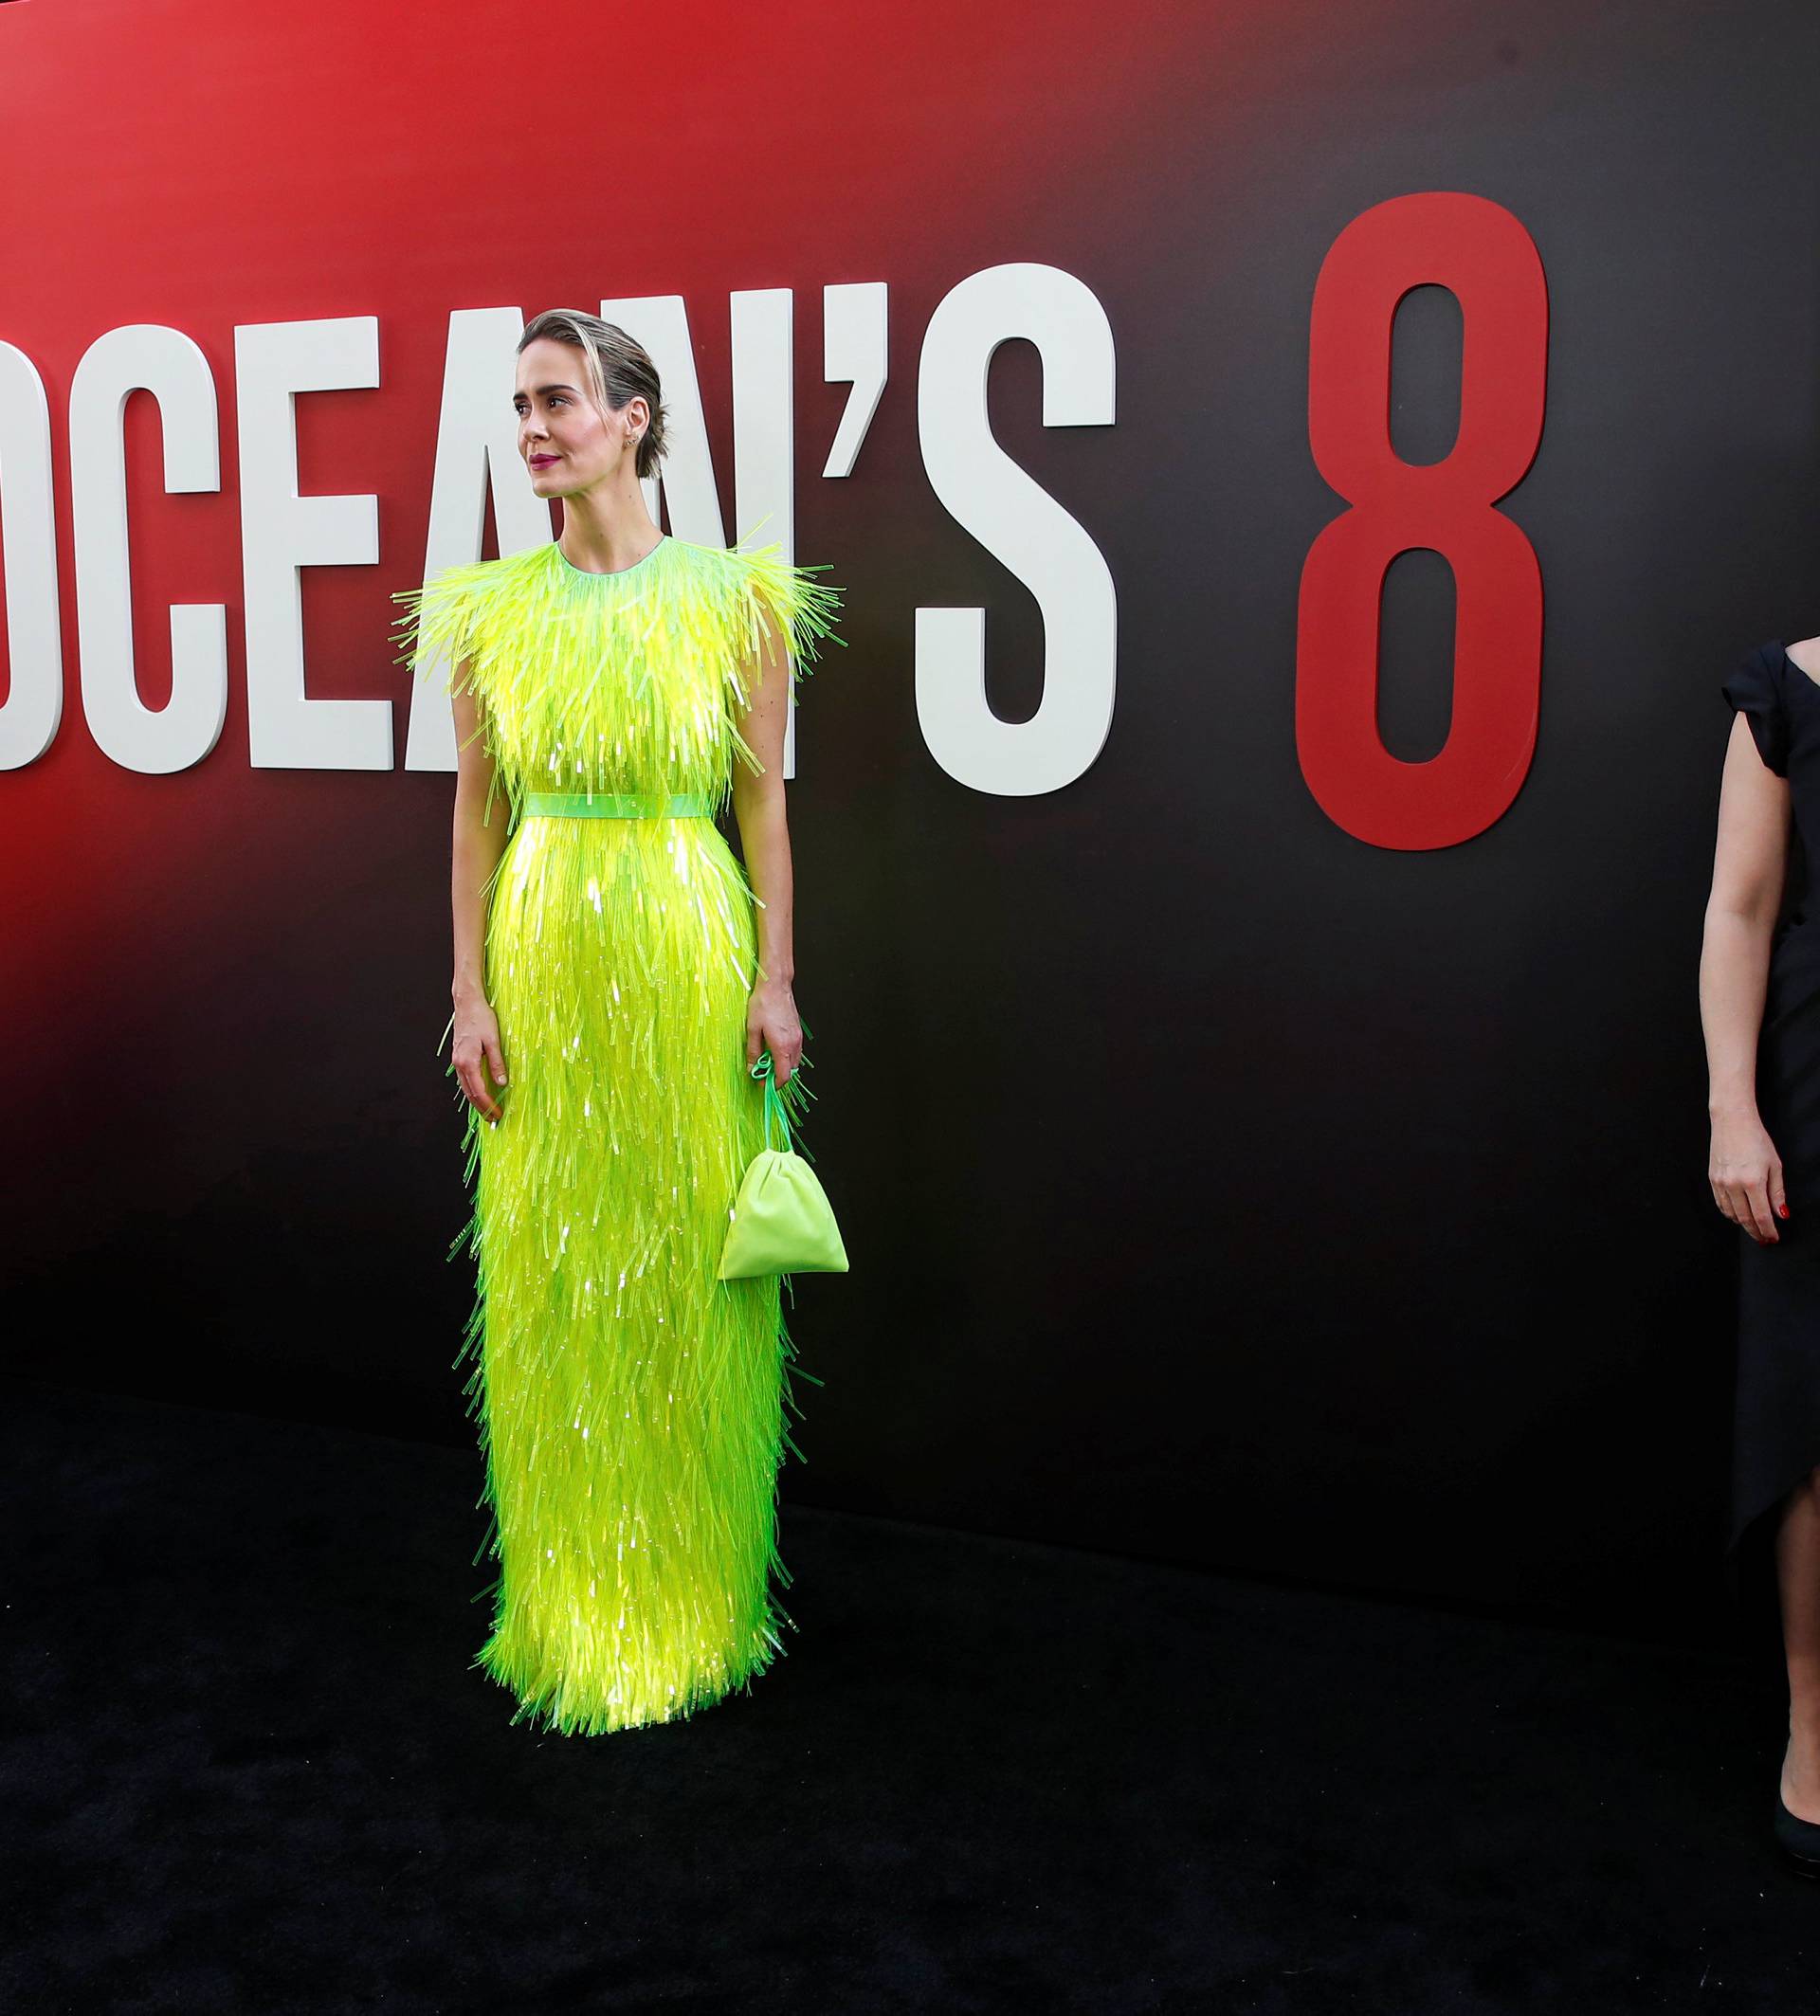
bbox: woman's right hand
[453,996,509,1124]
[1710,1107,1789,1244]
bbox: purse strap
[749,1051,796,1153]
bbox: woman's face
[513,337,643,496]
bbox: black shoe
[1774,1789,1820,1879]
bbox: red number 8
[1298,191,1548,849]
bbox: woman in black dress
[1704,639,1820,1874]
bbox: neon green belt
[521,791,715,819]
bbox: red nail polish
[1779,1203,1791,1219]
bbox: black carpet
[2,1380,1813,2014]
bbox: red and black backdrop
[4,0,1812,1634]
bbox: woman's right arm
[1702,710,1793,1244]
[450,676,511,1123]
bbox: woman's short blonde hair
[518,309,669,482]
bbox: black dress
[1723,641,1820,1567]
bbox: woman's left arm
[729,608,803,1086]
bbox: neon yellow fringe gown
[391,532,844,1735]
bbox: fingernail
[1780,1204,1791,1219]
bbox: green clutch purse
[718,1051,849,1280]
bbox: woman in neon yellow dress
[392,309,844,1735]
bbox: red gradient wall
[4,0,1814,1631]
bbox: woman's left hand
[747,982,803,1085]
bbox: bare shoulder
[1786,637,1820,682]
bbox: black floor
[2,1379,1813,2015]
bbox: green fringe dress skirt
[392,533,843,1734]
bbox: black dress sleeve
[1722,643,1792,777]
